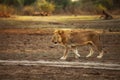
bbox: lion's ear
[58,30,64,35]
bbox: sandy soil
[0,65,120,80]
[0,29,120,62]
[0,28,120,80]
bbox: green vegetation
[0,0,120,15]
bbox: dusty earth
[0,28,120,80]
[0,65,120,80]
[0,16,120,80]
[0,29,120,62]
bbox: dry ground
[0,16,120,31]
[0,29,120,63]
[0,29,120,80]
[0,16,120,80]
[0,65,120,80]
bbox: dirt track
[0,29,120,80]
[0,29,120,63]
[0,60,120,70]
[0,65,120,80]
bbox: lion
[51,29,104,60]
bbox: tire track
[0,60,120,70]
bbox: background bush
[0,0,120,15]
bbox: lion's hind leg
[97,50,104,58]
[92,39,104,59]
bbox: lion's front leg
[60,47,69,60]
[72,47,80,59]
[86,47,94,58]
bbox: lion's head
[51,30,64,45]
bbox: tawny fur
[51,29,104,60]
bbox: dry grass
[0,15,99,29]
[0,15,120,31]
[0,28,53,35]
